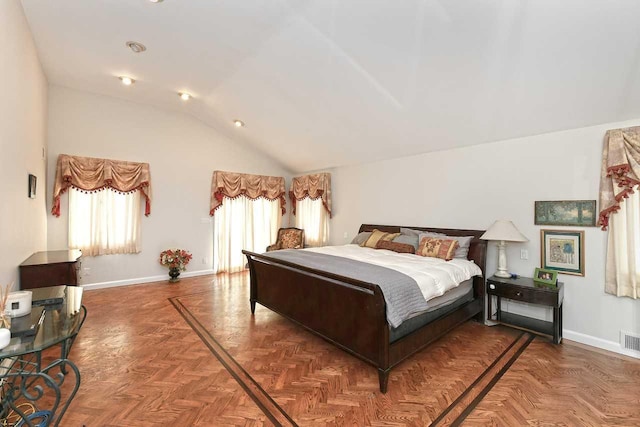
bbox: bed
[242,224,487,393]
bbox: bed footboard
[243,250,391,388]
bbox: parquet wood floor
[55,272,639,426]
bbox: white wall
[328,119,640,352]
[47,85,292,286]
[0,1,48,288]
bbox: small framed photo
[533,267,558,286]
[541,229,585,276]
[534,200,596,227]
[28,174,37,199]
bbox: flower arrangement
[0,283,14,328]
[159,249,193,271]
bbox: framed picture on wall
[28,174,37,199]
[540,229,584,276]
[534,200,596,226]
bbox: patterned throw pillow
[281,229,303,249]
[392,234,419,251]
[418,232,473,259]
[375,239,415,254]
[416,237,459,261]
[361,229,401,248]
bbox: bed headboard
[358,224,488,281]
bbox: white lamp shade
[480,220,528,242]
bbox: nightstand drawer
[487,279,561,306]
[489,283,536,302]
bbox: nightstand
[487,275,564,344]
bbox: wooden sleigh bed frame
[242,224,487,393]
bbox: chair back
[266,227,304,251]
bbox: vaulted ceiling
[20,0,640,173]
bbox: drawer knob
[489,284,496,290]
[516,291,522,297]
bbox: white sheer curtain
[214,196,281,273]
[294,197,329,247]
[68,187,141,256]
[606,191,640,299]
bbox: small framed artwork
[540,229,585,276]
[28,174,37,199]
[533,267,558,286]
[534,200,597,226]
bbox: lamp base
[495,240,511,279]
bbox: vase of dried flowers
[0,283,13,330]
[159,249,193,283]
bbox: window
[289,173,332,247]
[52,154,152,257]
[599,126,640,298]
[213,196,281,273]
[209,170,286,273]
[607,191,639,298]
[68,188,142,256]
[294,197,330,247]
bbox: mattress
[390,280,474,343]
[304,244,482,303]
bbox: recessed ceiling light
[119,76,135,86]
[178,92,191,101]
[126,41,146,53]
[233,120,245,128]
[149,0,163,2]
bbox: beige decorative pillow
[416,237,459,261]
[361,229,401,248]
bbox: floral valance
[209,170,286,215]
[289,173,332,217]
[52,154,152,217]
[598,126,640,229]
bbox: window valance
[598,126,640,230]
[52,154,152,217]
[209,170,286,216]
[289,173,332,217]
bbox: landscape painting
[534,200,596,226]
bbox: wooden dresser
[19,250,82,290]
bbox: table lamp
[480,220,528,278]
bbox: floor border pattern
[171,292,533,426]
[170,296,297,427]
[430,332,535,426]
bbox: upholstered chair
[266,227,305,252]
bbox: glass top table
[0,286,84,360]
[0,285,86,427]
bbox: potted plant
[159,249,193,283]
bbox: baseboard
[563,329,640,359]
[81,269,215,291]
[80,276,639,361]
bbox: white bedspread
[304,244,482,303]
